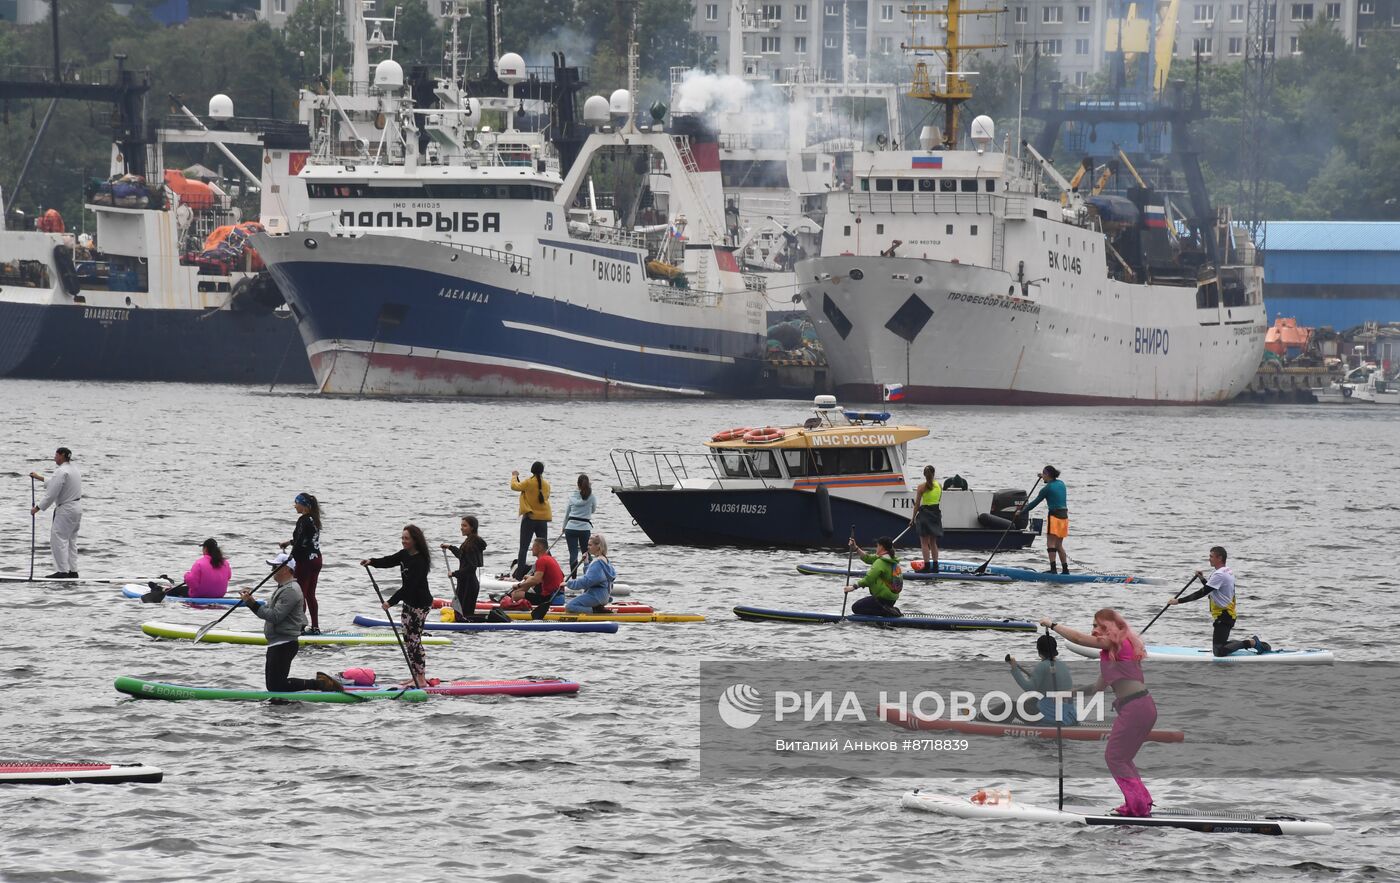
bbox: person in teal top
[1016,465,1071,573]
[1006,633,1078,725]
[845,536,902,617]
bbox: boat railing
[610,449,777,491]
[572,224,648,250]
[847,192,1007,216]
[433,240,532,275]
[647,283,722,307]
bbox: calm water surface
[0,381,1397,881]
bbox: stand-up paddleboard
[140,621,454,646]
[346,677,580,697]
[115,675,427,702]
[733,606,1036,632]
[1065,641,1335,665]
[481,574,633,597]
[796,562,1012,583]
[0,761,164,785]
[900,789,1334,835]
[121,584,240,605]
[880,705,1185,742]
[0,573,148,584]
[352,615,618,634]
[925,559,1169,585]
[494,611,703,623]
[431,598,654,613]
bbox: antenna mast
[903,0,1004,149]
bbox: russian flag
[911,156,943,169]
[1144,205,1168,229]
[883,383,906,402]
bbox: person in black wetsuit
[442,515,487,621]
[362,524,433,688]
[279,493,323,634]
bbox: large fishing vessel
[255,8,765,397]
[0,47,312,384]
[796,2,1267,405]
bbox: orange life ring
[710,426,751,442]
[743,426,784,443]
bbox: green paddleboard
[114,676,428,702]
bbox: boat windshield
[807,447,892,475]
[718,449,783,479]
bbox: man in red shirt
[505,537,564,619]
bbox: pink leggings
[1106,692,1157,815]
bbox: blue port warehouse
[1261,221,1400,328]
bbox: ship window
[940,179,956,192]
[876,224,884,234]
[844,226,851,235]
[860,178,870,191]
[885,293,934,342]
[918,178,935,192]
[946,224,954,234]
[822,293,854,339]
[718,451,752,478]
[970,225,979,235]
[810,447,889,476]
[782,449,808,476]
[875,179,894,191]
[985,180,996,192]
[897,179,914,192]
[960,179,978,192]
[803,156,817,172]
[747,450,783,478]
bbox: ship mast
[903,0,1003,149]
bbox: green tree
[384,0,441,66]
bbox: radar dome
[497,53,526,85]
[208,94,234,120]
[583,95,610,126]
[970,115,995,147]
[919,125,940,150]
[374,59,405,91]
[608,88,632,116]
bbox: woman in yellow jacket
[511,461,552,579]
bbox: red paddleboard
[880,706,1185,742]
[346,677,579,697]
[431,598,654,614]
[0,762,164,785]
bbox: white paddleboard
[1066,642,1335,665]
[901,790,1335,835]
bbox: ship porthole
[303,238,317,249]
[914,276,923,284]
[849,268,864,281]
[451,254,459,262]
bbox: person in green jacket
[845,536,903,617]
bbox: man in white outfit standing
[30,447,82,579]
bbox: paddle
[441,546,459,614]
[973,476,1041,574]
[1140,573,1203,636]
[1048,626,1065,811]
[29,476,35,581]
[364,565,420,687]
[194,568,279,642]
[840,524,855,620]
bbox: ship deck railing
[647,283,722,307]
[433,240,532,275]
[611,449,783,492]
[571,225,648,250]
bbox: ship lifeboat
[710,426,751,442]
[743,426,784,443]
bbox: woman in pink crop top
[1040,608,1157,817]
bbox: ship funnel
[970,115,995,153]
[209,94,234,120]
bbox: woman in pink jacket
[181,538,233,598]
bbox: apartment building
[692,0,1379,89]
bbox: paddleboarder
[361,525,433,688]
[503,536,565,618]
[563,533,615,614]
[510,462,551,579]
[910,465,943,574]
[142,538,232,602]
[239,553,340,693]
[1016,466,1069,574]
[29,446,81,578]
[442,515,487,621]
[562,474,597,578]
[845,536,902,617]
[1006,633,1078,725]
[279,493,323,635]
[1040,608,1155,817]
[1167,546,1271,656]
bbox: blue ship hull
[0,300,311,384]
[262,234,765,398]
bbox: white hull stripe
[498,320,736,364]
[305,338,708,396]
